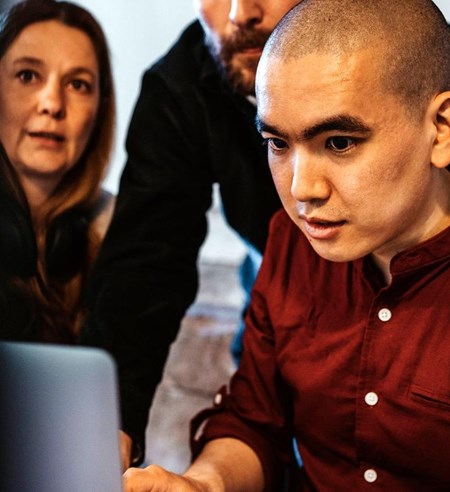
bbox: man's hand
[120,430,133,471]
[123,465,213,492]
[122,438,263,492]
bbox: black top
[82,21,281,459]
[0,142,112,344]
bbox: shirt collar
[390,223,450,275]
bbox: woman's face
[0,20,100,194]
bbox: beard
[205,27,272,96]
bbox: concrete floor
[144,200,246,472]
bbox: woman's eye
[17,70,37,83]
[69,79,91,92]
[326,136,355,153]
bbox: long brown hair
[0,0,115,342]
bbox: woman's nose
[37,81,65,119]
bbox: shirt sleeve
[81,68,213,461]
[191,212,298,490]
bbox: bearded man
[82,0,300,469]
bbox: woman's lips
[28,131,65,142]
[27,131,65,149]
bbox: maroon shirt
[197,209,450,491]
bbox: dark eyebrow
[12,56,42,67]
[13,57,97,79]
[300,115,371,141]
[256,113,371,141]
[255,115,287,138]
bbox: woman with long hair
[0,0,115,343]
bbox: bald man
[123,1,450,490]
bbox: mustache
[219,28,272,60]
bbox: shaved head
[258,0,450,117]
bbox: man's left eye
[326,136,355,152]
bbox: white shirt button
[364,468,378,483]
[365,392,379,406]
[378,308,392,322]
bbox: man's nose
[291,153,331,203]
[37,81,65,119]
[229,0,264,29]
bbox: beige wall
[73,0,196,193]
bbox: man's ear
[431,91,450,169]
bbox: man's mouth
[307,218,346,226]
[302,217,347,239]
[221,28,271,60]
[236,45,264,56]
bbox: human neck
[372,171,450,285]
[19,173,60,218]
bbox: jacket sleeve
[191,213,298,490]
[81,68,213,461]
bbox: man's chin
[205,37,258,95]
[226,63,257,96]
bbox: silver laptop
[0,341,123,492]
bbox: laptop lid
[0,341,123,492]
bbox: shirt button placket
[361,307,388,486]
[362,391,379,482]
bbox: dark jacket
[82,21,281,459]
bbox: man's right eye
[263,137,288,153]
